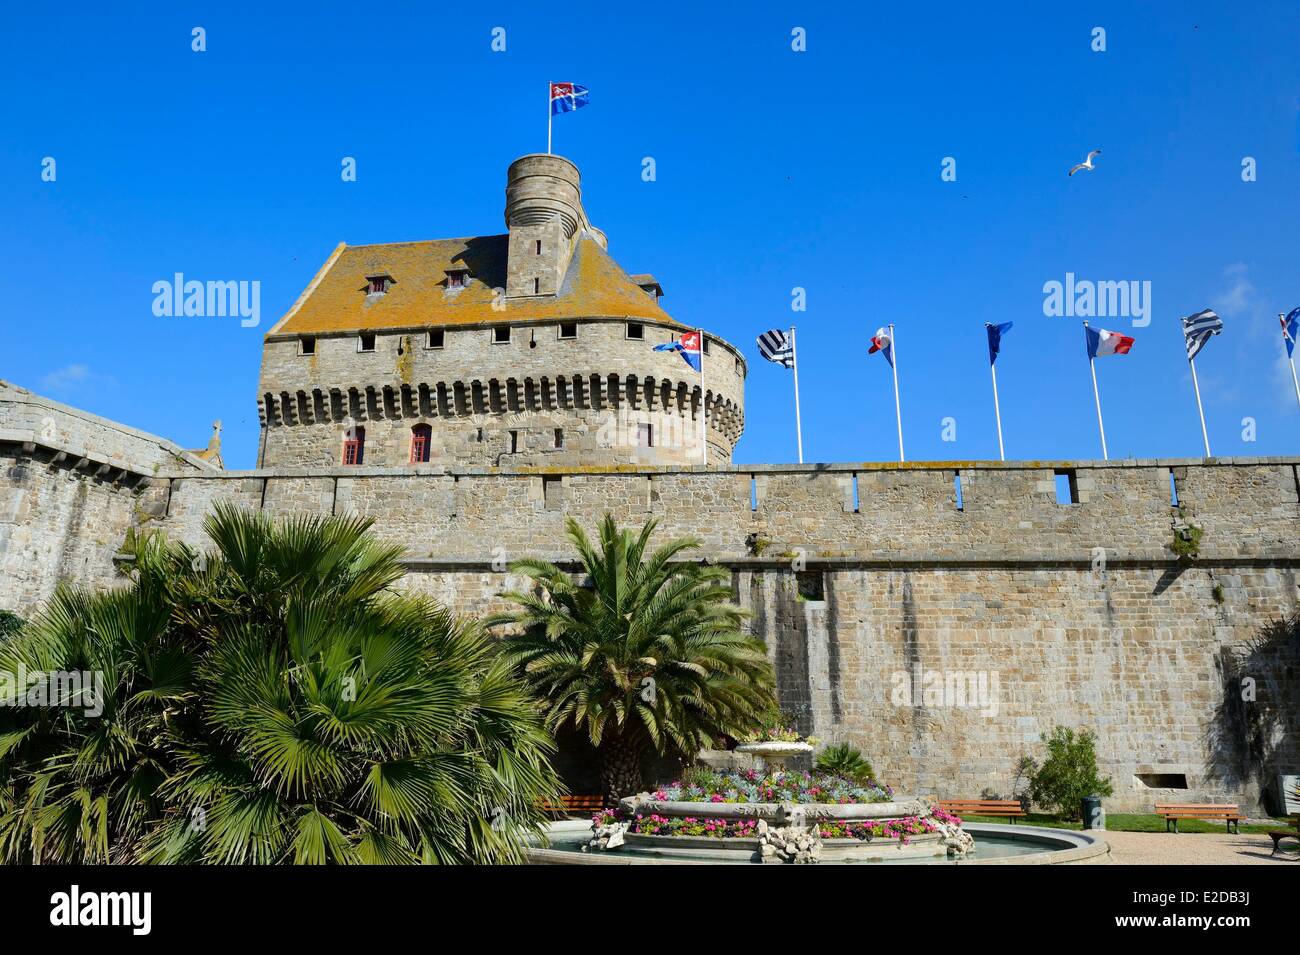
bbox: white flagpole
[1083,321,1109,461]
[547,82,552,154]
[990,360,1005,462]
[889,323,904,462]
[1188,355,1211,457]
[790,326,804,463]
[1282,314,1300,414]
[699,329,708,467]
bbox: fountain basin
[526,819,1111,865]
[733,741,813,770]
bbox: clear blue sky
[3,2,1299,468]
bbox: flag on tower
[757,329,794,368]
[654,330,702,371]
[1084,326,1135,358]
[986,322,1013,365]
[868,327,895,367]
[550,83,590,114]
[1281,307,1299,359]
[1181,308,1224,361]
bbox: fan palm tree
[492,515,775,801]
[0,503,561,864]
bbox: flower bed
[593,808,962,844]
[644,768,892,806]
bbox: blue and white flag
[757,329,794,369]
[550,83,590,114]
[985,322,1013,365]
[1282,307,1299,359]
[1181,308,1223,361]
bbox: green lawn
[958,811,1295,837]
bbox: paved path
[1098,829,1298,865]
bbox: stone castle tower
[256,154,746,469]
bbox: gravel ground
[1098,830,1299,865]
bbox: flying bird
[1068,149,1102,176]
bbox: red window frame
[343,428,365,465]
[410,425,431,463]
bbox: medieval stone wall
[3,445,1297,812]
[256,317,745,469]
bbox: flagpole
[1188,356,1211,457]
[1083,321,1109,461]
[1283,314,1300,415]
[790,325,804,464]
[990,361,1005,462]
[889,323,904,462]
[546,82,552,154]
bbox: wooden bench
[539,794,607,817]
[1266,815,1299,857]
[938,799,1026,824]
[1155,803,1241,833]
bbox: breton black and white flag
[757,329,794,368]
[1181,308,1224,361]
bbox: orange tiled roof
[268,233,675,337]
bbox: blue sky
[2,2,1299,467]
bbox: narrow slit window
[533,277,540,294]
[750,476,758,512]
[954,471,964,511]
[1054,469,1079,505]
[535,240,542,254]
[509,429,519,453]
[852,473,860,514]
[554,428,563,449]
[1168,468,1179,507]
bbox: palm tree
[0,503,561,864]
[492,515,775,801]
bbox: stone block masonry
[118,457,1300,812]
[3,447,1298,812]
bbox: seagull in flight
[1068,149,1102,176]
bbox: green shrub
[0,610,23,643]
[814,743,875,783]
[1027,726,1113,819]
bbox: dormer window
[367,275,390,295]
[445,266,471,289]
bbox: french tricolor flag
[1085,326,1135,358]
[868,327,894,367]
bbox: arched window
[343,426,365,465]
[410,423,432,463]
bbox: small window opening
[954,471,964,511]
[300,336,315,356]
[493,326,511,344]
[750,476,758,512]
[410,424,432,463]
[447,272,465,288]
[1136,773,1189,789]
[626,322,645,341]
[636,423,653,447]
[533,277,540,294]
[796,571,825,602]
[559,322,577,340]
[535,240,542,255]
[510,429,519,454]
[1054,469,1079,505]
[851,474,860,514]
[476,428,484,443]
[359,332,376,352]
[554,428,563,449]
[1168,468,1179,507]
[702,337,711,355]
[542,475,563,510]
[427,329,444,349]
[368,276,389,294]
[342,426,366,466]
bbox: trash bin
[1081,795,1105,830]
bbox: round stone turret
[504,154,585,238]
